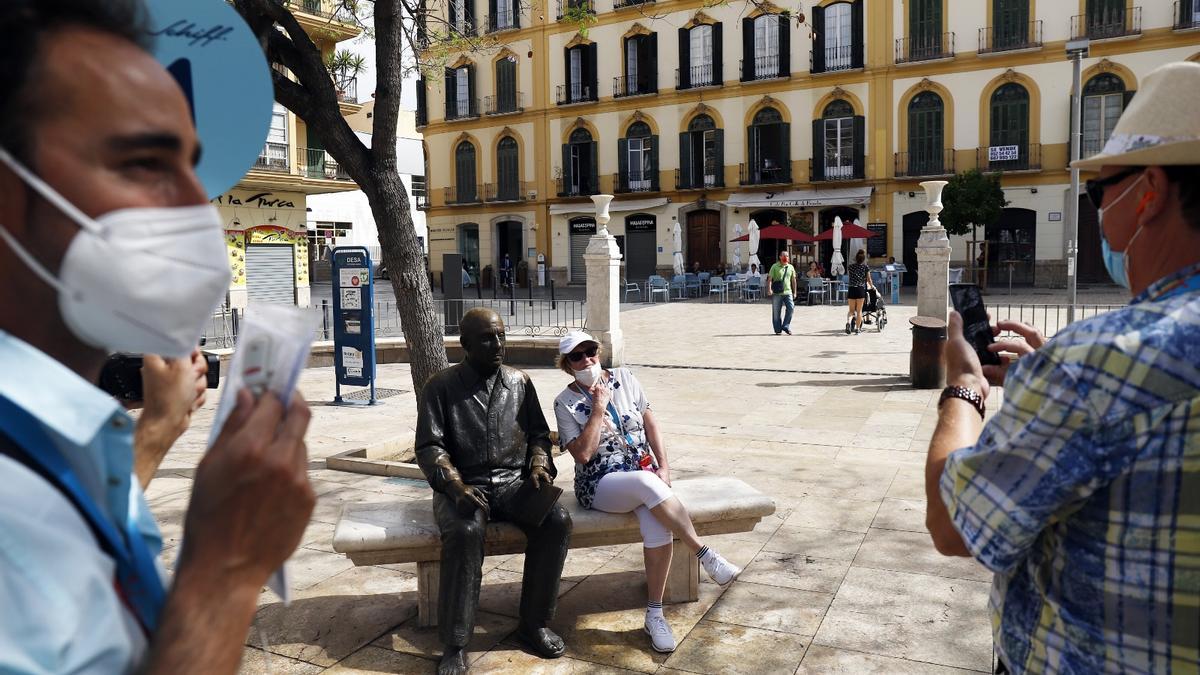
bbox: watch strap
[939,385,986,420]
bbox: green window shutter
[618,137,629,191]
[648,135,659,191]
[679,131,693,187]
[713,128,724,187]
[811,119,824,182]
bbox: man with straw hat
[924,61,1200,674]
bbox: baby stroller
[861,286,888,332]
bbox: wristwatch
[939,385,986,420]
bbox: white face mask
[574,362,603,388]
[0,147,231,358]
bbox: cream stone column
[584,194,624,366]
[916,181,952,323]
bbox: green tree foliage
[940,169,1009,238]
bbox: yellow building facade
[418,0,1200,289]
[214,0,363,309]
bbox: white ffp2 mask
[0,147,231,358]
[574,362,603,388]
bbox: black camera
[99,339,221,402]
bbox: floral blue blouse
[552,367,652,509]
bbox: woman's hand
[655,464,671,486]
[589,379,612,414]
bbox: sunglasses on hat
[566,346,598,363]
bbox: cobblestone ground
[148,296,1048,674]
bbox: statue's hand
[447,480,490,519]
[530,465,553,489]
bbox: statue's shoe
[437,648,468,675]
[518,625,566,659]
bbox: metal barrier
[987,303,1123,339]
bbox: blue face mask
[1097,174,1147,290]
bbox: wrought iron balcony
[740,55,786,82]
[675,64,719,90]
[556,0,594,21]
[415,193,429,210]
[556,83,597,105]
[739,162,791,186]
[485,181,533,203]
[255,142,291,172]
[1176,1,1200,30]
[809,160,864,182]
[334,76,358,103]
[613,172,658,194]
[675,168,723,190]
[279,0,351,21]
[978,21,1043,54]
[1071,6,1141,40]
[894,150,956,179]
[486,11,518,32]
[298,147,351,181]
[556,175,599,197]
[613,0,653,10]
[810,45,858,74]
[613,74,657,98]
[895,32,955,64]
[484,92,525,115]
[445,97,481,121]
[977,143,1042,173]
[444,184,483,205]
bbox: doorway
[1076,196,1108,285]
[985,208,1036,287]
[818,207,859,276]
[568,217,596,284]
[458,223,480,285]
[902,211,926,286]
[686,209,721,272]
[495,220,523,285]
[749,209,788,264]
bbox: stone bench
[332,476,775,627]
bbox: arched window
[817,100,861,181]
[746,106,790,185]
[988,83,1030,170]
[1082,74,1127,158]
[496,136,519,201]
[619,122,657,193]
[561,128,597,196]
[680,115,723,189]
[494,56,518,114]
[454,141,477,203]
[907,91,945,176]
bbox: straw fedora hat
[1072,61,1200,171]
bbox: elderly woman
[552,332,739,654]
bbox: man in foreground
[925,61,1200,673]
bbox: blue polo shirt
[0,331,163,673]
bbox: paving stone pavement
[149,298,1008,674]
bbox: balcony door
[455,141,477,202]
[907,92,944,176]
[753,14,780,78]
[993,0,1029,49]
[909,0,942,58]
[747,107,789,184]
[562,128,596,195]
[1087,0,1126,37]
[496,57,517,112]
[621,122,655,191]
[690,25,714,86]
[497,136,519,200]
[1082,74,1126,158]
[822,100,855,181]
[989,83,1030,170]
[825,3,852,69]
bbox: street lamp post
[1066,38,1090,324]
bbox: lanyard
[1147,267,1200,303]
[576,381,635,448]
[0,395,165,635]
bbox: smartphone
[949,283,1001,366]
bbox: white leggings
[591,470,674,548]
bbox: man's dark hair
[1164,165,1200,230]
[0,0,153,163]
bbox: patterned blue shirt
[941,262,1200,674]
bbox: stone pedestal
[584,233,624,367]
[916,181,952,324]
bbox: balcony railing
[1072,6,1142,40]
[810,45,857,73]
[445,97,481,121]
[556,0,595,20]
[676,64,719,90]
[556,83,597,105]
[739,162,791,186]
[614,0,653,9]
[895,32,955,64]
[613,74,657,98]
[613,172,658,194]
[484,92,525,115]
[894,150,956,179]
[444,184,483,205]
[281,0,351,21]
[810,160,864,182]
[675,168,723,190]
[740,55,786,82]
[255,142,291,172]
[556,175,599,197]
[334,76,358,103]
[485,181,532,202]
[415,193,430,210]
[977,143,1042,173]
[978,21,1043,54]
[486,10,518,32]
[298,147,351,181]
[1176,1,1200,29]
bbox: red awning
[813,222,879,240]
[730,224,816,243]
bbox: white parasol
[672,223,685,277]
[848,218,866,262]
[830,216,846,276]
[732,222,743,273]
[748,219,762,273]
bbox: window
[822,100,855,180]
[560,128,597,196]
[746,107,790,185]
[691,25,713,86]
[1086,0,1126,37]
[416,79,428,126]
[491,0,514,30]
[993,0,1030,50]
[495,57,518,113]
[677,22,721,89]
[909,0,942,59]
[450,0,473,34]
[626,40,638,91]
[620,122,657,192]
[456,67,470,116]
[561,44,597,104]
[1082,74,1126,158]
[680,114,723,188]
[444,66,476,120]
[496,136,519,200]
[825,3,852,69]
[454,141,477,203]
[989,83,1030,170]
[907,92,945,176]
[811,1,863,73]
[259,103,289,169]
[742,14,789,81]
[411,175,427,199]
[619,34,657,97]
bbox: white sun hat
[558,331,598,355]
[1072,61,1200,170]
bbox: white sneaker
[644,614,676,653]
[700,550,741,586]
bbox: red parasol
[813,222,879,240]
[730,223,816,243]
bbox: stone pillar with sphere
[584,195,624,366]
[916,181,952,323]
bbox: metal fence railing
[987,303,1123,339]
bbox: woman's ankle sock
[696,545,711,561]
[646,600,664,619]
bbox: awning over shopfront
[549,197,670,216]
[723,187,873,210]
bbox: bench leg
[417,560,440,628]
[664,538,699,603]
